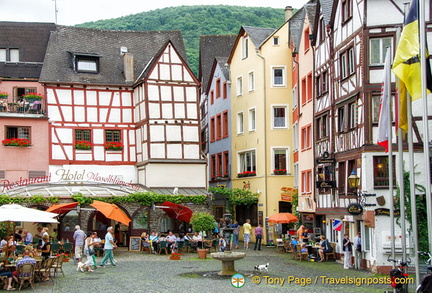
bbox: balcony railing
[0,96,46,116]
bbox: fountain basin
[211,251,246,276]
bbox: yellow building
[228,14,295,244]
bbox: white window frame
[271,105,288,129]
[236,76,243,96]
[271,146,290,173]
[292,85,298,109]
[236,111,244,135]
[238,149,256,173]
[248,107,256,132]
[369,37,393,66]
[242,36,249,59]
[0,49,6,62]
[293,122,299,151]
[9,49,19,62]
[294,163,299,188]
[271,66,286,87]
[248,71,255,92]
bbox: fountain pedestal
[211,251,246,276]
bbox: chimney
[285,6,293,21]
[123,52,134,83]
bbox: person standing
[73,225,86,263]
[253,224,263,251]
[100,227,117,267]
[23,230,33,245]
[243,219,252,250]
[230,221,240,249]
[353,232,362,270]
[342,233,352,269]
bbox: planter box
[169,256,181,260]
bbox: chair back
[50,243,60,255]
[176,241,184,249]
[159,241,167,248]
[18,263,35,278]
[15,244,25,255]
[56,253,65,264]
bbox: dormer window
[71,52,101,73]
[0,48,19,62]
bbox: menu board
[129,237,141,252]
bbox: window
[301,125,311,150]
[210,116,215,142]
[272,67,286,86]
[307,73,312,102]
[316,71,327,97]
[301,77,307,104]
[75,55,99,73]
[5,126,30,140]
[210,90,214,105]
[292,86,298,108]
[217,153,223,176]
[370,37,393,65]
[372,95,381,123]
[0,48,19,62]
[294,163,299,188]
[17,87,36,98]
[273,37,279,46]
[273,106,287,128]
[0,49,5,62]
[317,114,329,139]
[223,82,227,99]
[316,75,321,97]
[301,170,312,193]
[10,49,19,62]
[216,114,222,140]
[242,36,249,59]
[373,156,396,188]
[105,130,121,142]
[237,112,244,134]
[293,123,299,151]
[216,78,221,98]
[236,203,258,226]
[236,76,243,96]
[273,148,288,171]
[248,71,255,92]
[222,110,229,138]
[322,70,328,93]
[338,161,346,194]
[304,27,310,51]
[75,129,91,141]
[348,102,357,129]
[223,151,229,176]
[341,47,355,79]
[342,0,353,23]
[248,108,256,131]
[338,106,345,132]
[239,150,256,173]
[210,155,216,179]
[319,17,326,43]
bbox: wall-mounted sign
[316,181,337,188]
[281,195,292,202]
[376,195,386,206]
[375,208,401,217]
[347,203,363,215]
[280,187,297,202]
[316,158,336,164]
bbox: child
[219,236,226,252]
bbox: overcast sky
[0,0,309,26]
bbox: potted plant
[75,140,92,150]
[22,92,45,101]
[190,212,215,259]
[0,92,8,99]
[169,252,181,260]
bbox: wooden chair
[0,276,8,290]
[290,243,300,260]
[297,244,309,261]
[141,241,151,254]
[276,239,285,253]
[325,242,336,261]
[36,257,55,282]
[51,254,65,277]
[158,241,168,255]
[17,263,35,290]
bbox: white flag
[377,48,391,152]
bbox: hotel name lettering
[2,169,140,192]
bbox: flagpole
[419,0,432,255]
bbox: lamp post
[347,170,376,207]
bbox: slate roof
[40,26,187,86]
[198,35,236,94]
[216,57,230,81]
[305,2,318,35]
[320,0,335,26]
[0,22,56,79]
[243,26,277,49]
[205,56,230,95]
[289,8,306,54]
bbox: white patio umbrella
[0,203,59,223]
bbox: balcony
[0,96,46,118]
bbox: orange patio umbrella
[45,202,79,214]
[90,200,131,226]
[267,212,298,224]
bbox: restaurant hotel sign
[2,168,140,193]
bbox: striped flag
[333,219,342,231]
[377,48,391,152]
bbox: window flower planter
[274,169,287,175]
[75,140,92,150]
[23,93,45,102]
[104,141,123,150]
[237,171,256,178]
[2,138,31,147]
[169,253,181,260]
[0,92,8,99]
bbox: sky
[0,0,309,26]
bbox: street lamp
[347,170,376,207]
[348,170,360,192]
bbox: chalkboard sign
[129,237,141,252]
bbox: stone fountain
[210,214,246,276]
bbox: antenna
[53,0,59,24]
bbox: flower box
[274,169,287,175]
[75,140,92,150]
[23,93,45,101]
[169,252,181,260]
[2,138,31,147]
[104,141,123,150]
[0,92,8,99]
[237,171,256,178]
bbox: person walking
[73,225,86,263]
[100,227,117,267]
[230,221,240,249]
[353,232,362,270]
[253,224,263,251]
[243,219,252,250]
[342,233,352,269]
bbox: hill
[76,5,286,75]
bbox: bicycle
[416,251,432,293]
[387,257,411,293]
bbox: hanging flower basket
[23,93,45,102]
[0,92,8,99]
[2,138,31,147]
[104,141,124,150]
[75,140,92,150]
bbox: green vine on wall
[0,195,60,205]
[208,186,259,215]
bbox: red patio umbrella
[267,212,298,224]
[45,202,79,214]
[160,201,193,223]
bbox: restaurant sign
[280,187,297,202]
[316,181,336,188]
[347,203,363,215]
[375,208,401,217]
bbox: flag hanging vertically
[377,48,391,152]
[392,0,432,132]
[333,219,342,231]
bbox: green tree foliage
[76,5,286,75]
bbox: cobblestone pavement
[27,246,392,293]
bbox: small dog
[254,263,269,272]
[76,261,93,272]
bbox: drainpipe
[256,49,268,237]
